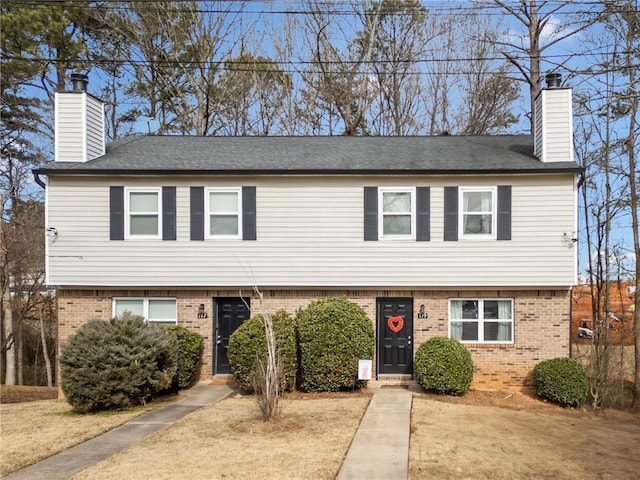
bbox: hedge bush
[165,325,204,390]
[228,309,297,393]
[59,314,177,413]
[414,337,474,396]
[533,357,588,408]
[297,297,375,392]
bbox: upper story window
[379,187,416,240]
[113,298,177,326]
[449,298,513,343]
[459,187,496,239]
[126,188,162,239]
[206,187,242,239]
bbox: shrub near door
[228,310,297,393]
[297,297,375,392]
[415,337,474,396]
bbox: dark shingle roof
[35,135,582,175]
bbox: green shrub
[165,325,204,390]
[533,357,588,408]
[59,314,177,413]
[297,297,375,392]
[228,310,297,393]
[414,337,474,396]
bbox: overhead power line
[4,0,615,17]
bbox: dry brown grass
[0,396,176,476]
[410,391,640,480]
[72,392,372,480]
[4,388,639,480]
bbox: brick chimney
[533,73,574,163]
[55,74,105,163]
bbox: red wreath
[387,315,404,333]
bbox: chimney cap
[545,73,562,88]
[70,73,89,93]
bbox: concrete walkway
[3,383,234,480]
[337,387,413,480]
[5,383,414,480]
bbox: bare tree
[488,0,601,131]
[301,0,383,135]
[572,1,639,409]
[364,0,432,135]
[601,1,640,410]
[216,54,292,136]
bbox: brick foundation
[57,288,570,393]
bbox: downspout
[33,171,46,189]
[569,285,574,358]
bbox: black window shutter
[109,186,124,240]
[190,187,204,241]
[242,186,256,241]
[443,186,458,241]
[162,186,176,241]
[363,187,378,241]
[497,185,512,240]
[416,187,430,241]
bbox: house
[572,282,636,346]
[35,73,582,391]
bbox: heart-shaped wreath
[387,315,404,333]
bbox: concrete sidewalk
[337,387,413,480]
[3,383,234,480]
[5,383,414,480]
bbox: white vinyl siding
[45,174,578,288]
[55,92,105,163]
[534,88,573,163]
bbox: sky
[10,0,638,280]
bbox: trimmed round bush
[533,357,588,408]
[297,297,375,392]
[228,309,297,393]
[165,325,204,390]
[60,314,178,413]
[414,337,474,396]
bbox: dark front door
[377,297,413,375]
[214,297,250,374]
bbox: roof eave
[33,166,584,176]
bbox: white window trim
[205,187,242,240]
[448,298,514,344]
[113,297,177,325]
[125,187,162,240]
[458,186,497,240]
[378,186,416,240]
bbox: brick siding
[57,288,569,392]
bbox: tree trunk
[40,309,53,387]
[2,287,16,385]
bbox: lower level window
[449,299,513,343]
[113,298,177,326]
